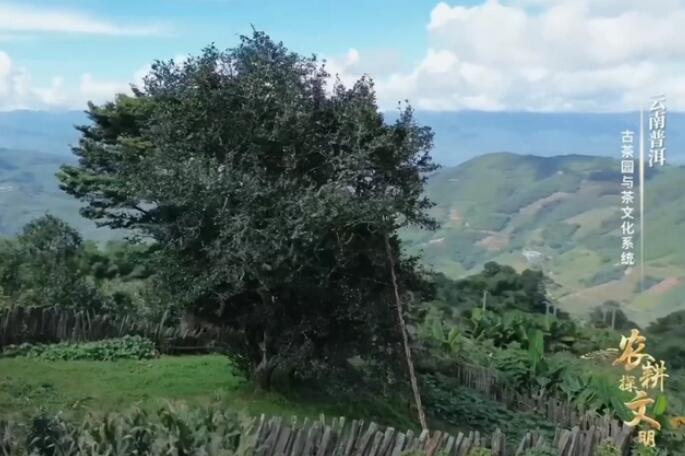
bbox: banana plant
[430,317,463,354]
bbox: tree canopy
[0,214,98,310]
[58,31,438,387]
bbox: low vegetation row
[0,403,630,456]
[1,336,157,361]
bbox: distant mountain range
[0,147,119,243]
[391,110,685,166]
[2,109,684,165]
[1,110,683,324]
[0,110,86,155]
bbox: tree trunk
[481,289,487,311]
[253,328,275,391]
[384,233,429,431]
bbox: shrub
[630,445,662,456]
[469,448,493,456]
[523,446,559,456]
[6,404,254,456]
[1,336,158,361]
[595,441,620,456]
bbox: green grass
[0,355,240,416]
[0,355,417,430]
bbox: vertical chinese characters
[613,329,669,448]
[649,95,666,167]
[620,130,635,267]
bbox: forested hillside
[403,153,685,325]
[3,146,684,326]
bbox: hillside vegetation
[3,147,683,325]
[403,153,685,325]
[0,148,119,243]
[3,148,683,325]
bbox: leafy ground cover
[1,336,158,361]
[0,355,416,431]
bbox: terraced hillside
[0,148,119,243]
[404,152,685,325]
[2,145,683,325]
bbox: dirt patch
[647,277,683,295]
[518,192,571,217]
[477,234,509,251]
[448,209,462,224]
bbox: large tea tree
[58,31,437,389]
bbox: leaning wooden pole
[384,233,429,431]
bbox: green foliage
[0,215,100,310]
[653,394,668,418]
[595,442,620,456]
[630,446,664,456]
[557,367,629,420]
[589,301,640,332]
[491,344,565,398]
[3,404,254,456]
[419,308,464,355]
[435,263,550,315]
[647,310,685,370]
[0,215,152,315]
[464,308,578,355]
[583,266,625,287]
[81,240,154,282]
[57,30,438,387]
[1,336,158,361]
[402,154,685,327]
[541,222,579,251]
[423,374,555,443]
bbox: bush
[469,448,493,456]
[596,441,620,456]
[630,446,662,456]
[6,404,255,455]
[1,336,158,361]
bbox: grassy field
[0,355,416,429]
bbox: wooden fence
[252,415,634,456]
[0,305,224,353]
[451,363,603,430]
[0,305,636,456]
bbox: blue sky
[3,0,447,84]
[0,0,683,112]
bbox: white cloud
[0,51,149,110]
[0,2,167,36]
[331,0,685,111]
[345,49,360,66]
[79,74,130,103]
[3,0,685,112]
[0,48,206,110]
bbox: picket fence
[251,414,634,456]
[0,305,637,455]
[450,363,604,430]
[0,305,222,353]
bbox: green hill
[2,147,683,325]
[403,152,685,326]
[0,148,119,243]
